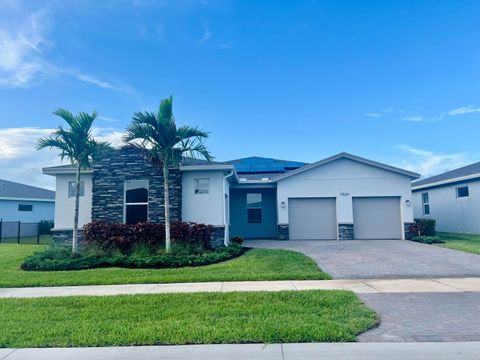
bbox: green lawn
[436,232,480,255]
[0,244,330,288]
[0,290,376,347]
[0,235,52,245]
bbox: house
[0,179,55,223]
[43,149,419,246]
[412,161,480,234]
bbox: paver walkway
[1,342,479,360]
[245,239,480,279]
[1,277,480,298]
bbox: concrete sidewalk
[1,277,480,298]
[1,342,479,360]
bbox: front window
[18,204,33,212]
[456,186,469,198]
[247,193,262,223]
[124,180,148,224]
[422,192,430,215]
[194,178,209,194]
[68,181,85,197]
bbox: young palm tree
[37,109,112,253]
[124,96,212,252]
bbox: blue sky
[1,0,480,188]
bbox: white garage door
[289,198,337,240]
[353,197,401,240]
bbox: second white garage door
[353,197,402,240]
[289,198,337,240]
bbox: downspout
[222,170,234,246]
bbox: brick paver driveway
[244,239,480,279]
[358,292,480,342]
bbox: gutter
[222,170,235,246]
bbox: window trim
[456,186,469,198]
[124,180,149,224]
[421,192,430,216]
[68,181,85,198]
[194,178,210,195]
[246,193,263,224]
[18,204,33,212]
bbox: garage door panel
[353,197,401,240]
[289,198,337,240]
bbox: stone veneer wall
[404,222,415,240]
[52,229,84,247]
[91,148,182,223]
[338,223,354,240]
[278,224,289,240]
[210,226,225,248]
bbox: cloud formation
[0,126,125,189]
[396,145,469,178]
[448,105,480,116]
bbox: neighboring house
[43,149,419,246]
[0,179,55,223]
[412,162,480,234]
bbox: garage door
[353,197,401,240]
[289,198,337,240]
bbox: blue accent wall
[230,188,277,239]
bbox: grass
[436,232,480,255]
[0,244,330,288]
[0,290,376,347]
[0,235,52,245]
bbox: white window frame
[68,181,85,198]
[194,178,210,195]
[124,180,149,224]
[422,192,430,216]
[456,186,469,198]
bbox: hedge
[21,245,245,272]
[409,218,436,237]
[83,221,214,254]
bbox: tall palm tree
[124,96,212,252]
[37,109,112,253]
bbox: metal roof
[412,161,480,189]
[0,179,55,200]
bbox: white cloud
[219,40,233,49]
[0,10,49,88]
[396,145,469,178]
[74,73,134,94]
[0,126,125,189]
[402,115,424,122]
[198,28,211,45]
[448,105,480,116]
[365,112,383,118]
[0,2,134,93]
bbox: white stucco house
[0,179,55,223]
[43,150,419,246]
[412,161,480,234]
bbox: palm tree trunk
[72,165,81,253]
[163,163,171,253]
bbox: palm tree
[123,96,212,252]
[37,109,112,253]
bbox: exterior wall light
[281,201,286,208]
[405,200,411,206]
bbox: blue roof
[222,156,307,175]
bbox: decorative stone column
[404,223,415,240]
[278,224,289,240]
[338,223,354,240]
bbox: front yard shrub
[409,218,436,237]
[21,244,244,271]
[83,221,214,254]
[38,220,54,235]
[411,235,444,244]
[230,236,244,245]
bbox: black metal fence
[0,220,52,244]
